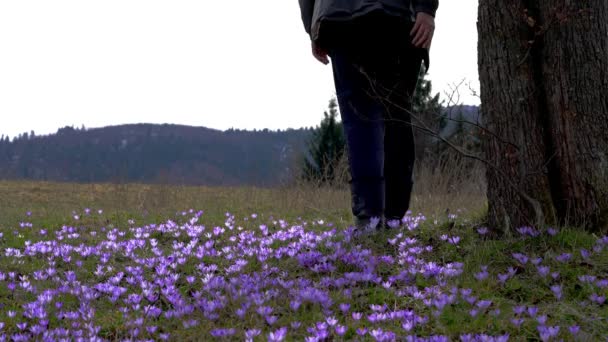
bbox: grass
[0,180,606,341]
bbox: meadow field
[0,177,606,341]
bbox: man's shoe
[353,216,382,232]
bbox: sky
[0,0,479,139]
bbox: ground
[0,181,606,341]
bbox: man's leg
[377,49,423,222]
[329,47,385,227]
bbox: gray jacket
[299,0,438,40]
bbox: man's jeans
[328,31,424,222]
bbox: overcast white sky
[0,0,479,139]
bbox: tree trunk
[478,0,608,232]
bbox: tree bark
[478,0,608,232]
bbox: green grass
[0,180,606,341]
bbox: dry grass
[0,151,486,228]
[412,151,487,219]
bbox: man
[298,0,439,230]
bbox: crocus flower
[268,327,287,342]
[497,273,511,284]
[402,320,415,332]
[538,325,560,341]
[579,275,596,283]
[266,316,279,325]
[245,329,261,340]
[537,266,550,277]
[555,253,572,263]
[550,285,563,300]
[536,315,548,325]
[448,236,461,245]
[512,253,529,264]
[590,293,606,305]
[511,318,524,327]
[476,300,492,309]
[326,317,338,326]
[475,266,489,281]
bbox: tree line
[0,124,312,186]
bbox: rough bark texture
[478,0,608,232]
[537,0,608,227]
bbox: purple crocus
[538,325,560,341]
[578,275,596,283]
[245,329,262,340]
[555,253,572,263]
[326,317,338,326]
[537,266,550,277]
[513,305,526,315]
[511,318,524,328]
[448,236,461,245]
[590,293,606,305]
[568,325,580,335]
[531,257,543,265]
[512,253,529,264]
[268,327,288,342]
[475,266,489,281]
[266,315,279,325]
[536,315,548,325]
[497,273,511,284]
[402,320,415,332]
[550,285,563,300]
[335,325,347,336]
[476,300,492,309]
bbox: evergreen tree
[411,67,445,161]
[412,67,442,117]
[302,98,346,184]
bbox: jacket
[298,0,439,41]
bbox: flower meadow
[1,208,607,341]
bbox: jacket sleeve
[412,0,438,17]
[298,0,316,36]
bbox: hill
[0,105,480,186]
[0,124,312,186]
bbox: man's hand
[410,12,435,49]
[311,40,329,65]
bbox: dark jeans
[326,15,424,221]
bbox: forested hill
[0,124,313,186]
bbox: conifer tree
[302,98,346,184]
